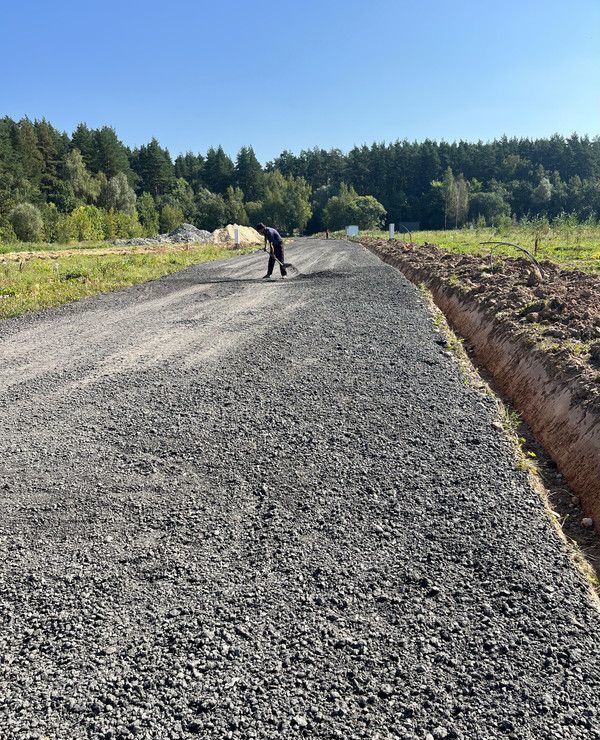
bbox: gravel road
[1,238,600,740]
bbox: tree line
[1,116,599,242]
[272,135,600,231]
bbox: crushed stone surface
[1,238,600,739]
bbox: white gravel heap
[113,223,213,246]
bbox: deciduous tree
[10,202,44,241]
[159,204,184,232]
[64,149,100,204]
[194,188,228,231]
[137,192,160,235]
[99,172,137,214]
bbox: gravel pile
[113,223,213,246]
[1,238,600,738]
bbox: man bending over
[256,223,287,279]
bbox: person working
[256,223,287,279]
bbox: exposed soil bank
[359,237,600,524]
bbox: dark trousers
[267,243,287,276]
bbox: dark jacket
[264,227,283,248]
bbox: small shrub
[493,214,513,235]
[104,209,142,239]
[66,205,105,241]
[10,203,44,241]
[160,204,184,233]
[55,213,75,242]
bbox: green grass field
[364,223,600,273]
[0,244,249,320]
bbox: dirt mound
[113,223,213,247]
[212,224,262,247]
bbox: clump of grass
[61,270,89,281]
[447,273,464,288]
[0,245,249,320]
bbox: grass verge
[0,244,250,320]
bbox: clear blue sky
[3,0,599,163]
